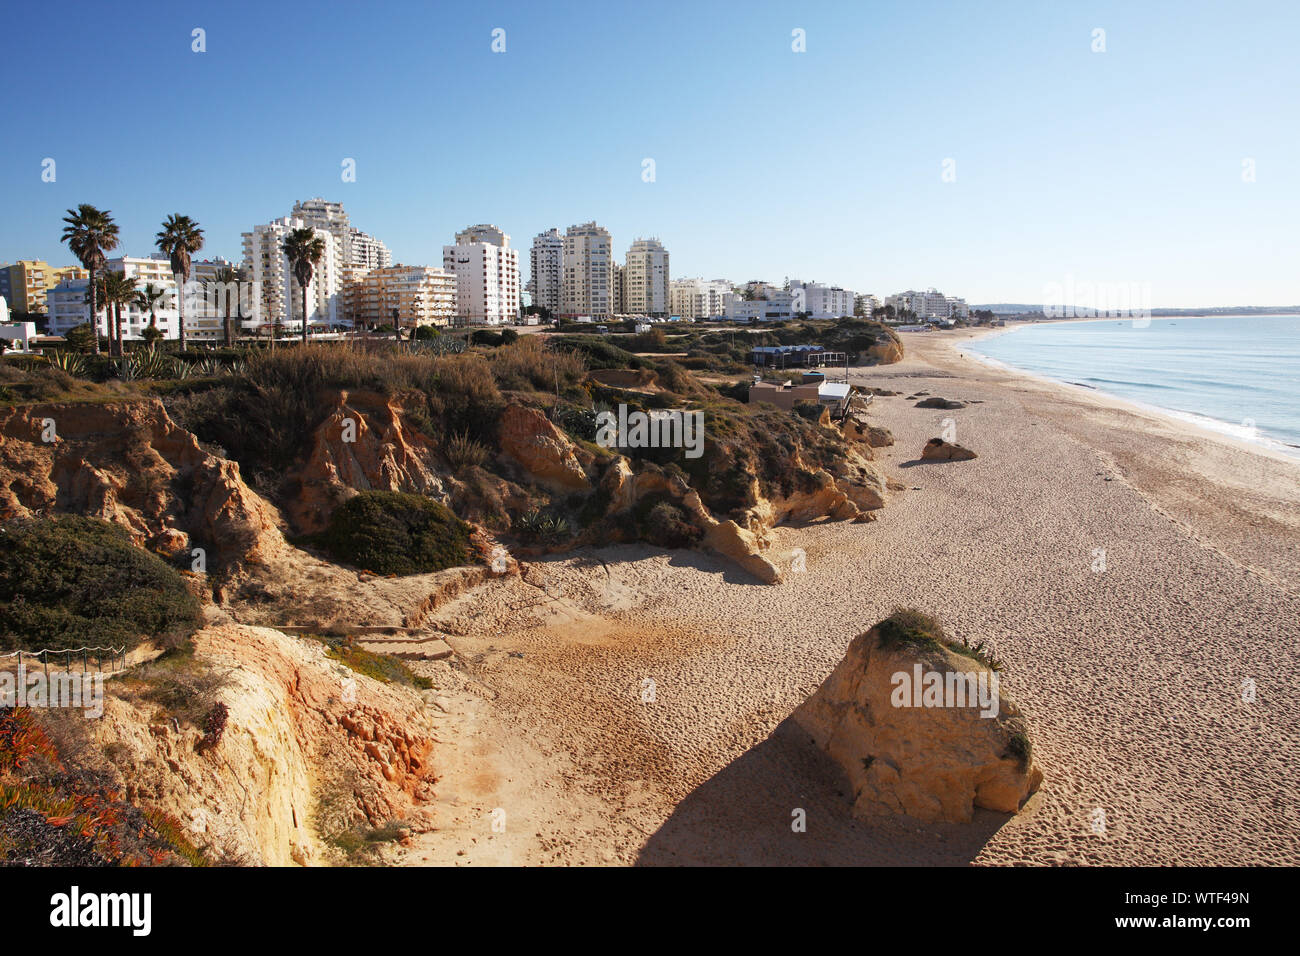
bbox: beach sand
[404,328,1300,866]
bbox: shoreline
[902,322,1300,468]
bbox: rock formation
[91,620,440,865]
[915,396,966,409]
[0,400,284,571]
[497,404,592,492]
[793,619,1043,823]
[921,438,978,461]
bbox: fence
[0,645,128,677]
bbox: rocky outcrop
[921,438,978,461]
[94,621,440,865]
[0,400,284,571]
[288,390,446,534]
[793,623,1043,823]
[915,397,966,409]
[498,404,591,492]
[842,411,894,450]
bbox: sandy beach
[404,328,1300,867]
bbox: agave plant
[116,347,173,380]
[192,357,224,377]
[169,357,194,380]
[513,509,570,541]
[47,351,89,377]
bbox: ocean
[966,315,1300,458]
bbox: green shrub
[636,496,700,549]
[313,491,473,575]
[0,516,202,653]
[874,608,1003,671]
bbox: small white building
[0,320,38,352]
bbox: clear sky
[2,0,1296,307]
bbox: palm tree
[155,214,204,352]
[106,272,137,356]
[206,265,245,348]
[61,205,120,355]
[90,271,137,356]
[134,282,167,337]
[281,227,325,346]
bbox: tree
[205,265,246,348]
[103,271,137,356]
[134,282,167,339]
[60,205,120,355]
[281,228,325,346]
[64,323,97,353]
[155,214,204,352]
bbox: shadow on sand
[635,717,1011,866]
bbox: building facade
[1,260,88,314]
[241,216,343,332]
[669,278,731,319]
[290,198,391,271]
[623,238,670,316]
[528,228,563,314]
[345,265,456,329]
[561,222,615,319]
[789,279,856,319]
[46,256,179,339]
[723,287,795,323]
[442,224,520,325]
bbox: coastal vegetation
[0,517,202,653]
[309,491,473,576]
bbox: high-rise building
[290,198,391,270]
[242,216,343,332]
[669,278,731,320]
[561,222,615,320]
[345,265,456,329]
[623,238,670,316]
[442,224,520,326]
[349,229,392,270]
[528,228,563,314]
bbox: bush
[313,491,473,575]
[0,517,203,653]
[636,496,700,549]
[874,608,1003,671]
[444,431,489,472]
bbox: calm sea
[966,315,1300,457]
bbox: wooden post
[43,650,48,680]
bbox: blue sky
[1,0,1296,307]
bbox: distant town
[0,198,984,347]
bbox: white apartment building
[855,293,881,316]
[789,279,856,319]
[723,287,796,323]
[345,264,456,329]
[290,198,391,270]
[885,288,968,320]
[561,222,615,320]
[528,228,563,314]
[349,230,392,270]
[669,278,731,320]
[46,256,180,339]
[623,238,670,316]
[241,216,343,332]
[442,224,520,326]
